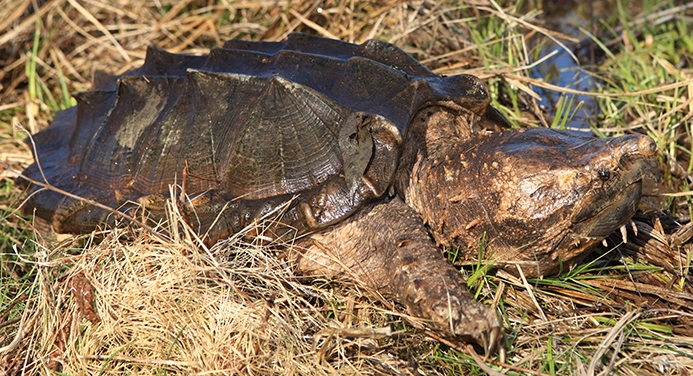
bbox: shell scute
[70,90,116,165]
[221,74,345,199]
[81,77,169,190]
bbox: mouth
[575,180,643,239]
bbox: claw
[482,326,504,358]
[499,340,506,363]
[620,223,628,244]
[630,219,638,237]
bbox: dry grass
[8,225,409,374]
[2,0,693,374]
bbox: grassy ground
[1,0,693,374]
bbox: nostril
[398,239,413,248]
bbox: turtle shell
[20,33,494,243]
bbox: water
[530,0,606,131]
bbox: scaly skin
[398,107,658,278]
[294,198,502,354]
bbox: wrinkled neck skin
[396,106,657,278]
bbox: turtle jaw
[494,181,649,278]
[569,133,659,241]
[543,180,643,274]
[572,180,642,240]
[548,136,658,274]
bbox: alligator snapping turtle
[19,33,657,354]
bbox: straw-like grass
[2,0,693,374]
[8,222,407,374]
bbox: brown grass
[16,226,400,374]
[2,0,693,374]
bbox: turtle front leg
[294,197,502,354]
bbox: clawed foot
[401,273,504,357]
[480,325,505,360]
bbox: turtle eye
[598,169,611,181]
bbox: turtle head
[557,131,659,244]
[476,127,658,276]
[401,108,659,277]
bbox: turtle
[18,33,658,355]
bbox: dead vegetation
[1,0,693,374]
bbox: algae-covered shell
[20,33,493,242]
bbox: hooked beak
[572,134,658,236]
